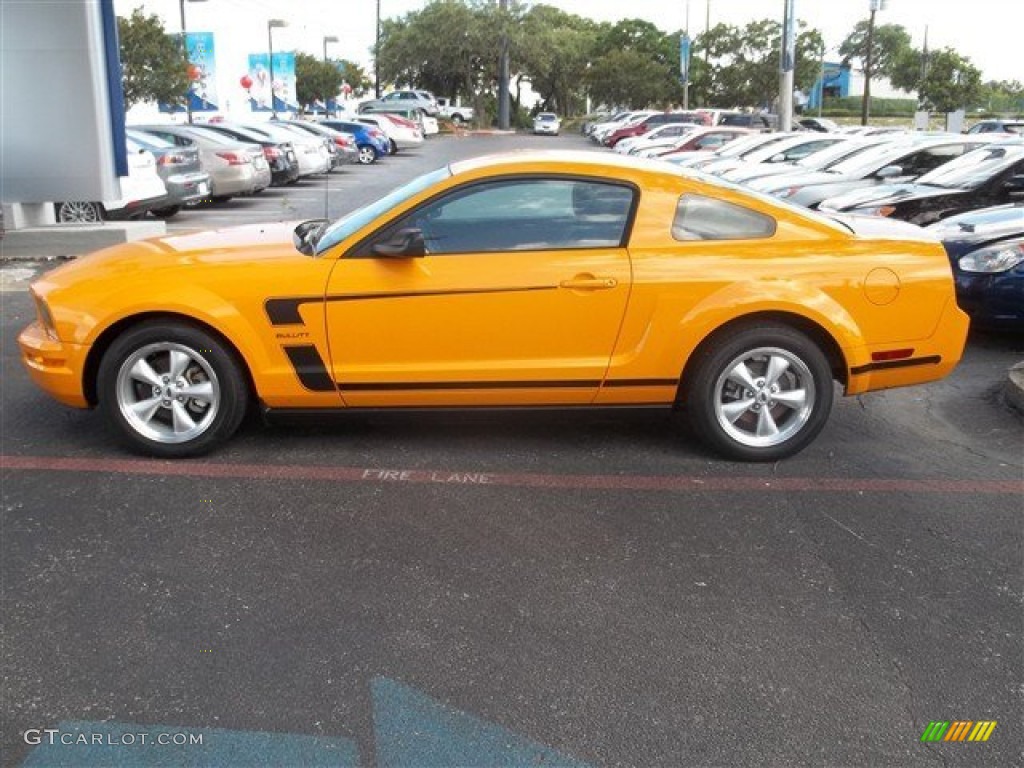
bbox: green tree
[586,48,678,109]
[295,52,344,108]
[698,20,823,108]
[891,47,983,113]
[514,5,597,115]
[333,59,372,97]
[839,21,912,81]
[117,9,190,109]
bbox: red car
[654,127,754,158]
[604,112,710,147]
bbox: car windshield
[710,133,779,158]
[796,139,872,168]
[825,140,921,175]
[315,166,451,255]
[916,144,1024,188]
[537,113,557,121]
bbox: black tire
[389,138,399,154]
[97,321,249,458]
[211,195,233,204]
[683,323,834,462]
[451,114,464,125]
[150,205,181,219]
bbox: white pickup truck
[436,98,474,124]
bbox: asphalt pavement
[1,132,1022,767]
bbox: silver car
[125,129,211,218]
[359,89,439,116]
[278,120,359,167]
[132,124,271,201]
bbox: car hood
[823,183,954,211]
[928,203,1024,247]
[33,222,307,296]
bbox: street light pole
[778,0,795,131]
[323,34,338,63]
[375,0,381,98]
[497,0,510,130]
[682,0,690,110]
[860,0,888,126]
[267,19,287,118]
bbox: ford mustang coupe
[19,152,969,461]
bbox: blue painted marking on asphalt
[20,720,359,767]
[371,676,592,768]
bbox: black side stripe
[337,379,602,391]
[283,345,336,392]
[266,285,559,326]
[603,378,678,388]
[850,355,941,375]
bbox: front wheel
[97,322,249,458]
[357,145,377,164]
[684,324,834,461]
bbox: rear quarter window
[672,194,777,241]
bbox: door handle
[559,275,618,291]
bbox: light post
[681,0,691,110]
[323,34,338,63]
[178,0,208,124]
[778,0,795,131]
[267,18,288,118]
[860,0,888,126]
[818,42,826,118]
[374,0,381,98]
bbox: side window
[400,92,416,101]
[672,194,776,241]
[383,93,399,102]
[695,133,729,150]
[364,178,635,255]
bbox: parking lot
[2,132,1022,767]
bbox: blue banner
[247,52,297,112]
[158,31,218,114]
[680,34,691,82]
[781,0,796,73]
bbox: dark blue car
[319,120,389,165]
[928,203,1024,331]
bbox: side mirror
[371,227,426,258]
[768,153,787,163]
[292,218,328,256]
[876,165,903,179]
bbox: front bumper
[954,269,1024,330]
[18,322,90,408]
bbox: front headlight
[958,239,1024,273]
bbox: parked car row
[52,112,432,224]
[596,122,1023,330]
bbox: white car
[243,122,331,177]
[614,123,699,154]
[357,114,424,152]
[533,112,561,135]
[54,144,168,223]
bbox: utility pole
[681,0,691,110]
[860,0,887,126]
[179,0,193,124]
[778,0,795,131]
[497,0,510,129]
[375,0,381,98]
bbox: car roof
[449,150,692,178]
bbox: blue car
[928,203,1024,331]
[320,120,389,165]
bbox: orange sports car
[19,151,969,461]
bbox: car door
[323,176,636,407]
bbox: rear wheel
[97,322,249,458]
[150,205,181,219]
[389,139,398,154]
[684,324,834,461]
[55,201,104,223]
[357,144,377,164]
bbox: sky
[119,0,1019,82]
[116,0,1019,115]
